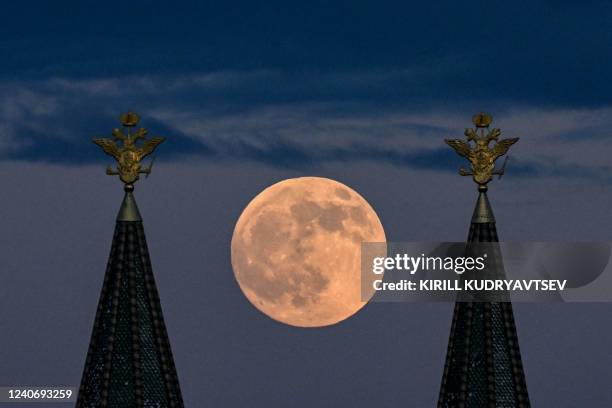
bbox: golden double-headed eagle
[445,113,518,187]
[93,112,165,186]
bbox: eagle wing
[444,139,471,158]
[93,138,121,160]
[137,136,166,160]
[492,137,519,159]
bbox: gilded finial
[472,112,492,128]
[120,111,140,127]
[445,113,518,190]
[93,112,165,190]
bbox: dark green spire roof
[438,189,530,408]
[76,192,184,408]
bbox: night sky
[2,1,612,406]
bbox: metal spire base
[117,185,142,222]
[471,186,495,224]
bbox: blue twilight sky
[2,2,612,407]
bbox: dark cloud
[1,75,612,184]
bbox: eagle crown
[445,113,519,190]
[93,112,166,189]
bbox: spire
[77,113,184,407]
[438,114,530,407]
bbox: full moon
[231,177,386,327]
